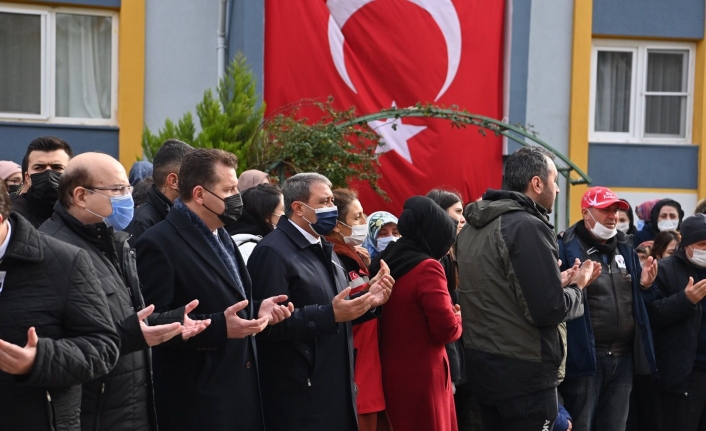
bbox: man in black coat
[39,152,209,431]
[12,136,73,228]
[0,181,120,431]
[135,148,294,431]
[644,213,706,429]
[125,139,194,246]
[247,172,394,431]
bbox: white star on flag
[368,102,427,164]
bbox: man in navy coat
[247,173,394,431]
[136,149,293,431]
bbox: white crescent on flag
[326,0,462,101]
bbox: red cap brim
[590,199,629,210]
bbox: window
[0,5,118,125]
[589,40,694,144]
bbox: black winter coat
[40,203,183,431]
[0,214,120,431]
[125,186,171,247]
[11,192,54,228]
[135,207,264,431]
[247,216,366,431]
[643,249,703,394]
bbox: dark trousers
[627,374,662,431]
[477,387,558,431]
[661,368,706,431]
[455,381,483,431]
[560,352,633,431]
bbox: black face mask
[29,170,62,203]
[8,184,20,195]
[203,188,243,226]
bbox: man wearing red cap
[557,186,659,431]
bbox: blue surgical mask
[300,202,338,236]
[86,191,134,231]
[377,235,398,252]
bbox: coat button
[685,392,689,396]
[246,362,252,369]
[307,321,316,328]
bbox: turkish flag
[264,0,504,215]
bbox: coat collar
[277,215,334,256]
[166,208,247,301]
[145,185,172,219]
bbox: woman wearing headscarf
[324,188,392,431]
[634,198,685,245]
[237,169,269,192]
[618,198,638,236]
[363,211,400,260]
[371,196,462,431]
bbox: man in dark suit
[135,148,294,431]
[247,173,394,431]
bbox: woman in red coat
[371,196,462,431]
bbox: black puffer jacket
[643,249,702,394]
[125,186,172,247]
[0,213,120,431]
[11,192,55,228]
[40,203,184,431]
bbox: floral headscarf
[363,211,399,259]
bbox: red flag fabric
[264,0,505,216]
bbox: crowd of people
[0,138,705,431]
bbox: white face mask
[616,222,630,233]
[376,235,398,252]
[588,211,617,240]
[689,246,706,267]
[658,219,679,232]
[342,223,367,246]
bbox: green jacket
[457,190,584,400]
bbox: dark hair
[242,184,283,233]
[618,199,637,235]
[153,139,194,187]
[22,136,73,176]
[178,149,238,202]
[282,173,332,217]
[332,188,359,222]
[695,198,706,215]
[650,230,681,259]
[426,188,463,211]
[0,180,10,221]
[503,146,555,193]
[58,164,91,208]
[132,177,154,208]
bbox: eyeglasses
[84,185,133,196]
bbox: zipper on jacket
[46,391,57,431]
[307,378,312,387]
[608,262,620,355]
[93,383,106,431]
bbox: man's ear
[291,201,304,217]
[167,173,178,191]
[530,175,543,195]
[24,172,31,187]
[192,186,204,204]
[73,187,88,209]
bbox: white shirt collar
[288,218,321,245]
[0,221,12,261]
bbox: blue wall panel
[0,123,119,165]
[229,0,265,104]
[507,0,532,153]
[588,143,698,189]
[593,0,704,39]
[39,0,120,8]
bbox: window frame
[589,39,695,145]
[0,3,119,126]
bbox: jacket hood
[231,233,262,246]
[464,189,551,229]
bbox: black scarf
[370,196,456,280]
[575,220,618,255]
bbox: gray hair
[283,173,332,217]
[503,146,555,193]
